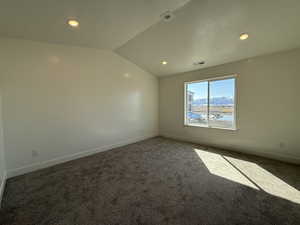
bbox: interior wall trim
[160,134,300,165]
[7,134,157,179]
[0,171,7,208]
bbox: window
[184,75,236,130]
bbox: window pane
[186,81,208,126]
[209,78,235,129]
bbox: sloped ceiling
[116,0,300,76]
[1,0,300,77]
[0,0,190,50]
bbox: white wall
[0,38,159,177]
[0,89,7,204]
[0,92,5,181]
[159,49,300,164]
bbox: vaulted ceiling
[0,0,190,50]
[117,0,300,76]
[1,0,300,76]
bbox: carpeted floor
[0,137,300,225]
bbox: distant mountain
[193,97,233,106]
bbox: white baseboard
[161,134,300,165]
[0,171,7,208]
[7,134,157,178]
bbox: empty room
[0,0,299,224]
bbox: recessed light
[161,60,168,65]
[67,19,79,28]
[123,73,131,78]
[240,33,249,40]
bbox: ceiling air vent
[193,61,205,66]
[160,11,175,22]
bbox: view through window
[185,76,236,129]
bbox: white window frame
[184,74,237,130]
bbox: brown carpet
[0,137,299,225]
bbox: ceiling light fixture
[240,33,249,40]
[67,19,79,28]
[161,60,168,65]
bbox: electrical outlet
[32,150,39,158]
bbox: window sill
[184,123,238,131]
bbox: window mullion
[207,81,210,127]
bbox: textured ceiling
[0,0,190,50]
[116,0,300,76]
